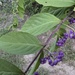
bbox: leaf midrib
[0,41,42,47]
[23,21,60,31]
[0,71,22,75]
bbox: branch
[65,24,75,32]
[24,11,74,75]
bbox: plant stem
[65,24,75,32]
[24,11,74,75]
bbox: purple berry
[56,39,64,47]
[73,32,75,39]
[53,59,58,65]
[61,37,67,43]
[50,62,54,66]
[59,51,64,55]
[57,55,63,59]
[56,42,63,46]
[40,58,46,64]
[58,39,64,44]
[56,32,69,47]
[57,58,62,62]
[69,21,73,24]
[69,18,74,24]
[45,56,50,60]
[48,59,52,65]
[56,51,64,59]
[64,33,68,39]
[69,30,74,39]
[34,72,39,75]
[72,18,75,23]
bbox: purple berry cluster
[34,51,64,75]
[69,18,75,24]
[40,50,64,66]
[56,30,75,47]
[34,28,75,75]
[56,33,68,46]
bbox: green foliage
[18,0,24,9]
[0,31,42,55]
[0,59,23,75]
[18,6,24,18]
[35,0,75,7]
[21,13,60,36]
[12,0,25,18]
[18,0,25,18]
[41,6,73,19]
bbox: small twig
[24,11,74,75]
[44,48,53,58]
[65,24,75,32]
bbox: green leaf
[28,51,44,75]
[18,0,24,9]
[18,0,25,18]
[0,31,42,55]
[18,6,24,18]
[21,13,60,36]
[0,59,23,75]
[35,0,75,7]
[41,7,71,19]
